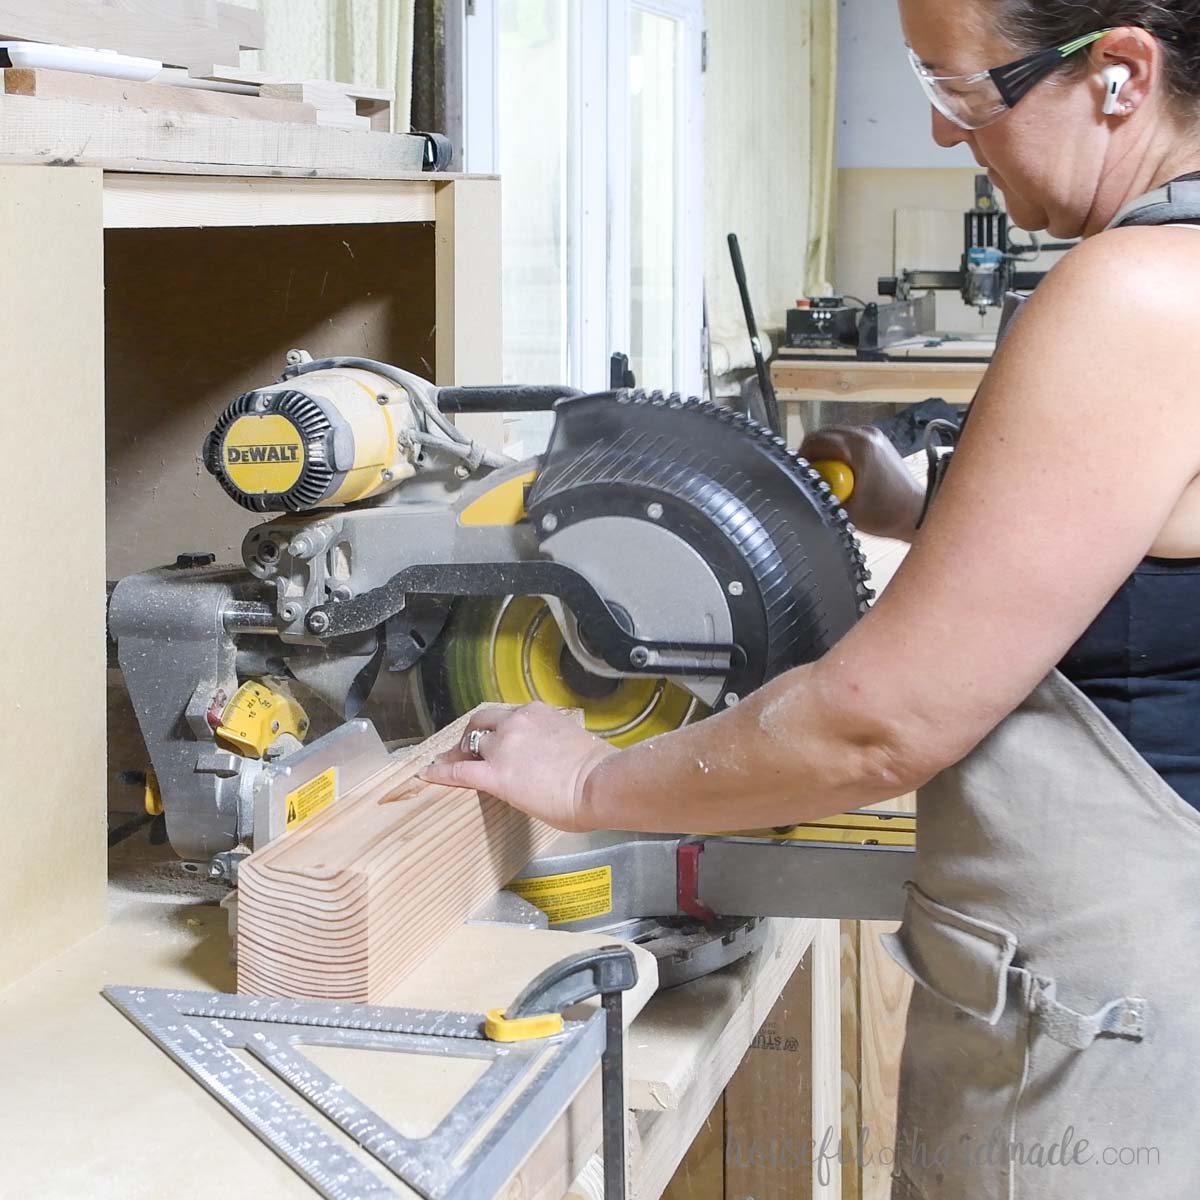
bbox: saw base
[596,916,768,989]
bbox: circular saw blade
[526,391,873,699]
[424,595,706,746]
[422,390,872,744]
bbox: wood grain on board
[237,709,567,1001]
[3,67,317,124]
[0,93,424,176]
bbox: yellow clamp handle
[484,1007,564,1043]
[811,459,856,504]
[144,769,163,817]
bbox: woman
[426,3,1200,1195]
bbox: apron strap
[1029,976,1148,1051]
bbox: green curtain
[705,0,839,374]
[806,0,839,296]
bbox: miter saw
[108,352,911,984]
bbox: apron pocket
[880,882,1017,1024]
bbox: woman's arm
[426,228,1200,833]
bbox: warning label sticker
[285,767,337,830]
[507,866,613,925]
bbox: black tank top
[997,198,1200,812]
[961,185,1200,811]
[1059,557,1200,811]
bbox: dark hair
[994,1,1200,104]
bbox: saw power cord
[917,416,963,529]
[279,355,512,472]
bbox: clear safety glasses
[907,30,1111,130]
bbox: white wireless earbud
[1102,64,1132,115]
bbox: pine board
[3,67,317,124]
[236,709,569,1001]
[0,92,425,175]
[723,946,814,1199]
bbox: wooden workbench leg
[434,176,504,449]
[784,402,807,448]
[857,920,912,1199]
[811,919,843,1199]
[840,920,864,1200]
[850,793,918,1199]
[1,166,107,988]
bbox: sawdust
[756,665,841,741]
[108,858,227,915]
[108,828,228,916]
[756,694,791,738]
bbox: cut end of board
[235,709,576,1002]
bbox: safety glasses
[907,30,1111,130]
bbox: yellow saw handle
[811,460,856,504]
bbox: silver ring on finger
[466,729,491,758]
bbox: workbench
[771,335,993,442]
[0,832,842,1199]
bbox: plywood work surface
[0,835,658,1200]
[2,165,107,987]
[775,335,995,363]
[0,0,262,67]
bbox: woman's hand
[801,424,925,541]
[420,703,617,832]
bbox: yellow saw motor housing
[204,367,418,513]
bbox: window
[466,0,702,447]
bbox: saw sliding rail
[693,835,912,921]
[513,815,916,931]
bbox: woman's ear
[1093,27,1159,117]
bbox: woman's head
[899,0,1200,236]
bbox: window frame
[464,0,703,398]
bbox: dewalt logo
[223,413,306,495]
[227,444,301,465]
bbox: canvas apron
[884,670,1200,1199]
[884,273,1200,1197]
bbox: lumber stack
[237,711,567,1002]
[0,0,265,68]
[0,1,397,134]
